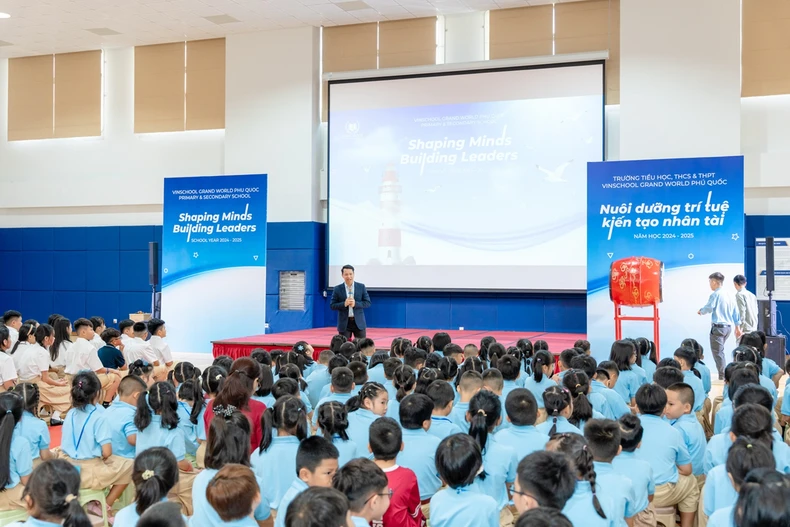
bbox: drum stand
[613,303,661,360]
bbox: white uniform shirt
[5,325,18,350]
[149,335,173,364]
[91,333,104,351]
[123,337,157,365]
[17,343,50,380]
[65,337,103,375]
[11,342,28,372]
[51,341,71,370]
[0,352,18,385]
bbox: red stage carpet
[212,327,586,360]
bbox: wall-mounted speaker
[766,236,776,292]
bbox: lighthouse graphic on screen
[377,163,403,265]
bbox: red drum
[609,256,664,307]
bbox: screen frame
[325,59,607,293]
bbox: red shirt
[203,398,266,452]
[373,465,426,527]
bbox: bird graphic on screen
[537,161,573,183]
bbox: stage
[211,327,586,360]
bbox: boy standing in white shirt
[147,318,173,381]
[2,310,22,350]
[122,322,158,366]
[66,318,121,406]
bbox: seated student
[65,318,122,404]
[275,436,340,527]
[313,366,356,429]
[467,390,519,525]
[635,337,657,383]
[404,347,428,374]
[10,322,35,371]
[741,331,783,386]
[658,358,682,370]
[729,346,779,405]
[416,367,439,397]
[273,378,301,401]
[512,451,576,515]
[368,417,425,527]
[481,368,510,432]
[450,371,483,432]
[49,317,73,374]
[709,468,790,527]
[251,395,308,514]
[15,324,69,424]
[597,361,620,389]
[137,502,187,527]
[397,393,442,506]
[114,447,184,526]
[608,340,641,407]
[146,318,173,379]
[425,380,462,441]
[3,310,22,348]
[129,359,155,387]
[463,343,480,361]
[612,414,656,527]
[516,508,574,527]
[11,459,92,527]
[523,351,558,417]
[332,459,391,527]
[122,322,158,366]
[206,358,267,452]
[672,347,707,415]
[366,352,390,387]
[0,392,32,511]
[278,362,314,415]
[555,349,580,383]
[205,464,264,527]
[316,401,357,466]
[134,381,196,515]
[665,383,707,483]
[682,338,712,403]
[286,488,354,527]
[429,434,499,527]
[714,362,759,433]
[118,318,135,344]
[497,389,550,460]
[538,386,582,436]
[213,355,234,374]
[10,384,55,464]
[335,342,357,362]
[584,419,638,527]
[88,317,105,351]
[431,332,451,354]
[653,366,686,389]
[703,437,773,520]
[443,343,464,366]
[563,370,605,432]
[316,356,356,402]
[573,356,629,419]
[175,374,205,460]
[60,372,131,517]
[250,350,276,408]
[96,328,127,371]
[545,433,618,527]
[103,375,146,462]
[192,409,271,527]
[633,384,698,527]
[306,350,334,408]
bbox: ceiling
[0,0,576,58]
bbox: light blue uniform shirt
[681,370,706,412]
[613,369,641,403]
[591,380,631,419]
[537,416,582,436]
[135,415,187,461]
[707,506,735,527]
[305,366,331,409]
[672,413,706,476]
[346,408,380,458]
[177,401,199,456]
[641,357,656,384]
[704,429,790,473]
[387,398,402,421]
[330,434,358,466]
[251,436,301,510]
[594,461,637,524]
[634,414,691,485]
[383,381,397,403]
[588,392,612,420]
[494,425,549,461]
[578,410,607,432]
[721,376,778,405]
[251,394,276,408]
[367,363,387,385]
[191,468,271,527]
[782,383,790,418]
[318,383,360,402]
[699,287,740,326]
[479,437,518,511]
[501,380,520,403]
[397,428,442,500]
[763,357,781,380]
[703,464,737,517]
[274,479,308,527]
[632,364,648,386]
[8,518,60,527]
[61,404,109,460]
[523,376,557,409]
[562,481,618,527]
[427,416,462,442]
[448,401,470,432]
[5,434,32,489]
[713,399,733,434]
[16,411,50,460]
[102,401,137,459]
[695,361,712,394]
[612,451,655,514]
[429,485,499,527]
[311,392,353,427]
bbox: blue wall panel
[22,253,54,291]
[54,251,87,291]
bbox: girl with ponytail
[15,459,91,527]
[562,371,603,432]
[546,433,614,526]
[15,323,71,425]
[455,357,485,389]
[415,367,439,395]
[467,390,519,520]
[388,366,415,419]
[134,381,196,515]
[538,386,580,436]
[114,447,180,526]
[346,382,389,459]
[9,322,35,358]
[523,350,557,418]
[50,317,72,372]
[10,383,55,463]
[252,395,307,514]
[0,392,32,511]
[169,362,205,459]
[317,400,357,466]
[516,338,534,377]
[206,357,265,452]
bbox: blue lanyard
[72,407,97,451]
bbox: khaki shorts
[654,474,700,513]
[63,454,133,490]
[499,506,515,527]
[24,376,71,414]
[168,468,198,516]
[0,483,25,511]
[632,502,657,527]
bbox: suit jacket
[330,281,371,332]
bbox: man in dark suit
[330,264,371,339]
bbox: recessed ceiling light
[337,1,371,12]
[85,27,121,36]
[0,12,11,19]
[203,14,241,25]
[0,40,12,47]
